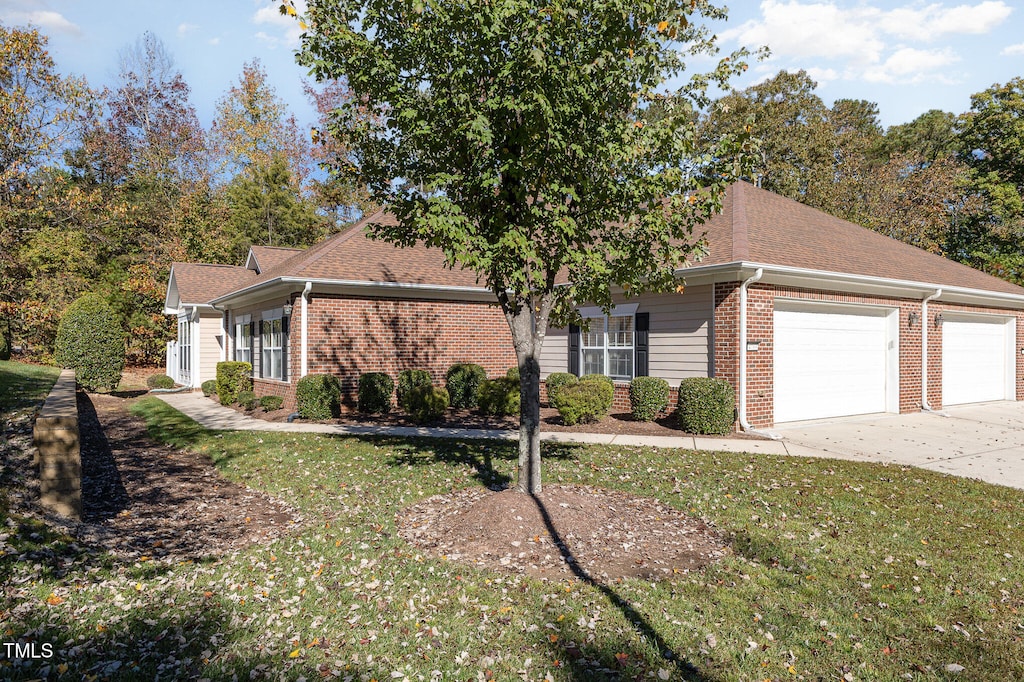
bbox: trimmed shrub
[545,372,578,403]
[260,395,284,412]
[406,384,450,424]
[477,377,520,416]
[445,363,487,409]
[237,390,258,410]
[552,380,614,425]
[396,369,432,412]
[629,376,670,422]
[201,379,217,397]
[506,366,520,382]
[296,373,342,420]
[677,377,735,435]
[146,374,175,390]
[0,333,9,361]
[216,361,252,406]
[579,373,615,413]
[358,372,394,414]
[53,293,125,392]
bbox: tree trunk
[503,292,554,495]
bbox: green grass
[2,395,1022,681]
[0,360,60,418]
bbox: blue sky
[2,0,1022,131]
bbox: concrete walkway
[152,392,789,455]
[152,393,1024,490]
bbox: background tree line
[0,25,374,364]
[2,21,1022,366]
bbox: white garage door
[774,305,894,423]
[942,316,1013,406]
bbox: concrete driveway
[775,401,1024,491]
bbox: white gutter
[738,268,779,438]
[300,281,312,378]
[210,276,492,307]
[921,288,945,414]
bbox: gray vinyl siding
[539,284,713,383]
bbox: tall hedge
[53,293,125,392]
[216,361,252,406]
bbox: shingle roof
[251,210,486,288]
[696,181,1024,296]
[248,245,303,273]
[171,263,254,305]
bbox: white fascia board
[674,261,1024,309]
[210,276,496,307]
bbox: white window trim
[261,313,285,381]
[234,314,252,365]
[579,307,637,381]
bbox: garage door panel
[942,318,1011,406]
[774,308,890,423]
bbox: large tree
[293,0,757,493]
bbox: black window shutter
[282,315,290,382]
[635,312,650,377]
[568,324,580,376]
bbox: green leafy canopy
[295,0,760,322]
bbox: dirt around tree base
[398,485,727,582]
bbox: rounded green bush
[260,395,284,412]
[477,377,520,416]
[506,366,520,382]
[146,374,175,389]
[296,373,342,420]
[358,372,394,414]
[629,376,670,421]
[579,374,614,413]
[677,377,735,435]
[216,361,252,406]
[201,379,217,397]
[552,380,613,425]
[445,363,487,409]
[406,384,450,424]
[545,372,578,403]
[396,369,432,412]
[236,389,258,410]
[54,293,125,392]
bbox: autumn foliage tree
[294,0,757,492]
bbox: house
[163,213,517,407]
[164,182,1024,427]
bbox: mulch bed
[398,485,728,582]
[74,393,301,561]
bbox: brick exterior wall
[247,294,516,411]
[714,282,1024,429]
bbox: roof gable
[245,245,304,274]
[166,263,255,308]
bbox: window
[235,315,252,365]
[261,315,285,380]
[580,314,634,380]
[178,316,191,380]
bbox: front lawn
[0,360,60,418]
[2,395,1021,681]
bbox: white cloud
[177,23,200,38]
[0,0,81,36]
[1002,43,1024,56]
[252,1,306,49]
[208,37,221,47]
[721,1,1010,85]
[862,47,960,84]
[885,1,1012,42]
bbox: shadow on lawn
[383,438,584,490]
[529,494,713,681]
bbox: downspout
[300,281,312,378]
[738,268,778,438]
[921,288,945,414]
